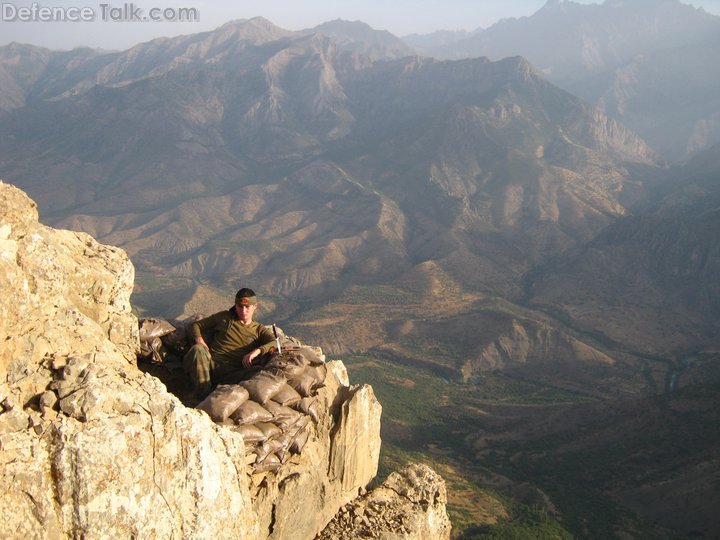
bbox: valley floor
[345,355,720,539]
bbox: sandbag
[253,452,282,473]
[255,438,287,463]
[231,423,265,443]
[272,383,302,406]
[273,426,301,464]
[160,319,190,354]
[292,414,311,431]
[139,336,168,364]
[196,384,250,422]
[255,421,282,439]
[290,426,311,454]
[305,364,328,386]
[291,397,320,423]
[264,351,309,378]
[239,371,286,404]
[139,318,176,342]
[264,401,301,429]
[298,346,325,366]
[287,372,317,397]
[230,400,274,424]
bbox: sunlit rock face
[318,462,452,540]
[0,181,396,539]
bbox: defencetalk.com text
[1,2,200,23]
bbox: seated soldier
[183,287,276,398]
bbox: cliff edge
[0,181,450,539]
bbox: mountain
[0,18,686,410]
[304,19,415,60]
[402,0,720,162]
[0,23,658,328]
[529,143,720,357]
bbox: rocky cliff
[0,181,450,539]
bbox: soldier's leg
[212,361,252,385]
[212,354,271,385]
[182,344,214,398]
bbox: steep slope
[335,55,656,296]
[529,143,720,357]
[0,20,670,394]
[0,25,658,311]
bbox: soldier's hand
[242,348,261,368]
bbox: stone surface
[317,462,452,540]
[0,181,447,539]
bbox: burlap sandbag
[297,346,325,366]
[287,372,317,397]
[139,318,176,342]
[272,382,302,406]
[231,423,265,443]
[196,384,250,422]
[254,452,282,473]
[291,397,320,423]
[160,319,190,354]
[239,371,286,404]
[230,400,274,424]
[292,414,311,431]
[264,400,301,429]
[305,364,328,386]
[274,427,300,464]
[255,421,282,439]
[139,336,168,364]
[255,438,287,463]
[264,351,309,378]
[290,426,311,454]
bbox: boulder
[317,462,452,540]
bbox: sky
[1,0,719,51]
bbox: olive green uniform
[183,308,275,397]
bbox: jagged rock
[0,181,450,538]
[0,181,138,410]
[0,182,397,539]
[317,462,452,539]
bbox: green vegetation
[343,354,698,539]
[463,505,573,539]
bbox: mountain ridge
[400,0,720,161]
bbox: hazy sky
[1,0,719,51]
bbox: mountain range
[404,0,720,162]
[0,1,719,536]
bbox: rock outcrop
[318,463,452,540]
[0,181,449,538]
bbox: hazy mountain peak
[306,19,415,60]
[313,18,377,34]
[218,16,295,42]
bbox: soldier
[183,288,276,398]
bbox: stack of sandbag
[195,348,327,474]
[138,318,177,363]
[137,315,203,363]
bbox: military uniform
[183,307,275,397]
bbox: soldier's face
[235,303,256,324]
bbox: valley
[346,353,720,538]
[1,1,719,536]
